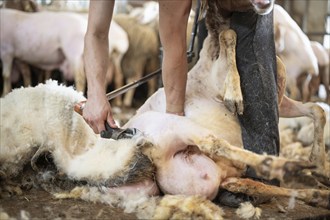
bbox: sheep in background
[0,9,87,95]
[274,4,319,101]
[129,1,159,25]
[113,14,160,107]
[0,9,128,96]
[279,102,330,149]
[101,19,129,94]
[305,41,329,104]
[1,0,39,12]
[0,0,45,92]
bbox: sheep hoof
[282,161,316,182]
[311,171,330,188]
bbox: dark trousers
[198,10,280,179]
[230,11,280,179]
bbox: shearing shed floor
[1,188,329,219]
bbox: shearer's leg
[230,10,280,178]
[217,10,280,207]
[232,9,279,159]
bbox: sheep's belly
[157,149,221,200]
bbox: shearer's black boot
[215,169,279,208]
[215,189,271,208]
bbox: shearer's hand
[82,93,117,134]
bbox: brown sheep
[304,41,330,104]
[113,14,160,107]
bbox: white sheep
[0,80,156,195]
[0,9,86,95]
[273,5,319,101]
[0,9,128,96]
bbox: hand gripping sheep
[74,100,141,140]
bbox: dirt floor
[1,187,330,220]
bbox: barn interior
[0,0,330,219]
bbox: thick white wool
[54,186,156,219]
[288,191,298,210]
[236,202,262,219]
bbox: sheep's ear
[134,135,146,147]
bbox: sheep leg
[16,60,31,87]
[277,57,328,180]
[279,96,327,177]
[221,177,330,209]
[74,61,86,93]
[123,77,137,107]
[302,74,313,102]
[275,56,286,106]
[1,54,13,96]
[194,135,315,183]
[37,69,44,84]
[112,54,124,106]
[44,70,52,81]
[123,65,144,107]
[147,77,157,98]
[145,57,160,98]
[219,29,244,115]
[320,64,330,104]
[289,81,301,100]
